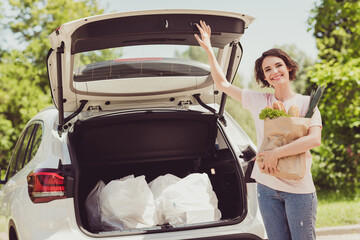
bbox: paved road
[316,224,360,240]
[318,233,360,240]
[1,225,359,240]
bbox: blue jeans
[257,183,317,240]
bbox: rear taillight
[27,169,66,203]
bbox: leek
[305,84,326,118]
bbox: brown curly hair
[254,48,299,88]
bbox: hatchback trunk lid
[47,9,254,129]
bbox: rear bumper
[187,233,263,240]
[45,227,266,240]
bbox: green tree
[309,0,360,62]
[0,50,50,167]
[0,0,105,169]
[5,0,104,91]
[308,0,360,194]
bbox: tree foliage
[0,0,104,169]
[309,0,360,62]
[6,0,104,91]
[308,0,360,194]
[0,50,50,166]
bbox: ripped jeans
[257,183,317,240]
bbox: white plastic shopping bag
[85,180,105,231]
[99,175,156,230]
[148,174,181,225]
[157,173,221,225]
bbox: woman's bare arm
[274,126,322,158]
[194,20,243,103]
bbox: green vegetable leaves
[259,108,290,120]
[305,84,326,118]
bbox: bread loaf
[273,101,286,112]
[288,105,300,117]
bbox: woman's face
[262,56,291,87]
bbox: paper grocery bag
[256,117,310,180]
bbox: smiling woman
[195,20,322,240]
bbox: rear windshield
[73,45,217,82]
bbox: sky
[1,0,320,86]
[99,0,320,86]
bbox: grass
[316,189,360,228]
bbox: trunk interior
[69,110,247,234]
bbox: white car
[0,9,266,240]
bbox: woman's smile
[262,56,291,87]
[271,74,282,81]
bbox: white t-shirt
[241,89,322,194]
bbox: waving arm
[194,20,243,103]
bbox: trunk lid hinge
[218,115,227,126]
[55,43,89,135]
[58,100,88,134]
[230,39,239,47]
[192,94,227,126]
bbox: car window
[7,126,32,179]
[26,124,43,165]
[72,44,218,96]
[72,44,218,92]
[6,123,41,180]
[6,130,27,180]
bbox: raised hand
[194,20,242,101]
[194,20,212,52]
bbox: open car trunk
[69,110,247,235]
